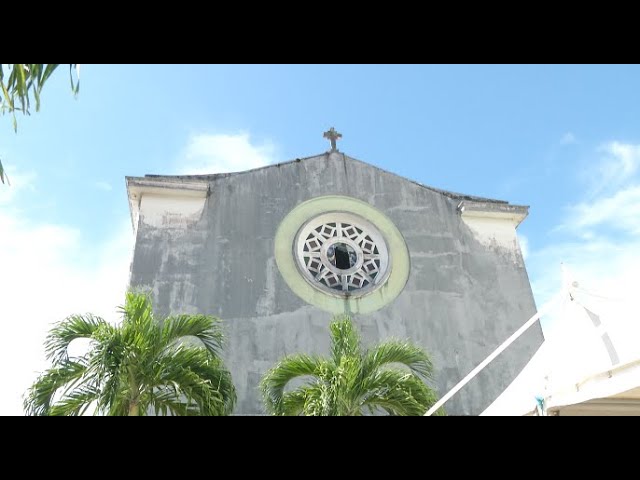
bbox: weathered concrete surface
[128,152,543,415]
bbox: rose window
[294,212,390,297]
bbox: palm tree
[260,316,442,416]
[24,291,236,416]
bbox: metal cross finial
[323,127,342,152]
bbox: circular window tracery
[295,212,390,297]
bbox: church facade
[126,134,543,415]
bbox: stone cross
[323,127,342,152]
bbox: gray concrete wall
[129,152,543,415]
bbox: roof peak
[138,151,512,206]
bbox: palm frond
[161,314,224,357]
[329,356,363,415]
[360,370,439,416]
[23,360,87,416]
[69,64,80,96]
[45,314,107,364]
[1,64,78,190]
[280,383,331,416]
[40,64,59,89]
[363,340,434,379]
[329,316,362,364]
[89,336,129,415]
[278,389,308,416]
[0,64,67,129]
[47,385,100,416]
[147,390,202,416]
[0,64,67,115]
[120,290,155,342]
[260,354,325,415]
[0,159,7,185]
[119,289,153,325]
[149,347,236,415]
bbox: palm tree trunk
[128,371,140,416]
[128,402,140,416]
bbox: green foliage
[260,316,443,416]
[0,160,6,185]
[24,291,236,416]
[0,64,79,184]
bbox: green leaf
[15,64,29,113]
[1,80,15,114]
[41,64,59,86]
[69,64,80,96]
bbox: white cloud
[95,181,113,192]
[560,132,577,145]
[527,141,640,340]
[567,142,640,237]
[589,141,640,194]
[604,141,640,177]
[0,175,133,415]
[178,132,276,175]
[568,185,640,235]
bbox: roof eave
[457,200,529,228]
[125,176,209,231]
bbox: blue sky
[2,64,640,414]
